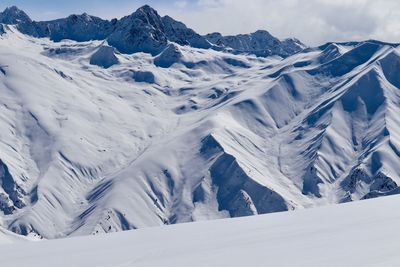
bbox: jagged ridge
[0,5,304,57]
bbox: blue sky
[0,0,399,46]
[0,0,172,20]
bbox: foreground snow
[1,196,400,267]
[0,228,29,245]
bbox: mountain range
[1,5,305,57]
[0,5,399,239]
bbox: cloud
[174,1,188,9]
[159,0,400,46]
[2,0,398,46]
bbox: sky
[0,0,399,46]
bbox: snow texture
[1,195,400,266]
[0,6,399,242]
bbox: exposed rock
[0,160,25,215]
[209,153,288,216]
[1,5,305,58]
[302,165,323,197]
[205,30,305,57]
[107,5,167,55]
[90,45,119,68]
[162,16,211,49]
[18,13,115,42]
[132,70,155,83]
[0,6,31,24]
[154,44,183,68]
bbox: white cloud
[6,0,398,46]
[158,0,400,46]
[174,1,188,9]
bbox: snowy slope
[1,195,400,267]
[0,6,400,240]
[0,228,25,245]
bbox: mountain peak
[106,4,167,55]
[252,29,273,36]
[205,29,305,57]
[137,4,157,12]
[134,4,160,18]
[0,6,31,24]
[7,5,304,58]
[81,12,91,19]
[66,12,95,23]
[4,6,22,13]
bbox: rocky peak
[252,30,275,39]
[107,5,167,55]
[107,5,212,54]
[205,30,305,57]
[18,12,115,42]
[6,4,304,58]
[0,6,32,24]
[131,5,164,31]
[162,15,211,49]
[67,13,94,23]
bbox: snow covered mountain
[0,5,399,239]
[18,13,115,42]
[205,30,305,57]
[0,6,31,24]
[1,5,303,57]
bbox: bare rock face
[0,6,31,24]
[154,44,183,68]
[90,46,119,68]
[0,24,5,35]
[161,15,211,49]
[107,5,168,55]
[108,5,211,55]
[132,71,156,83]
[18,13,116,42]
[205,30,305,57]
[2,5,305,58]
[0,160,25,215]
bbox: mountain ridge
[0,6,399,240]
[0,5,305,57]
